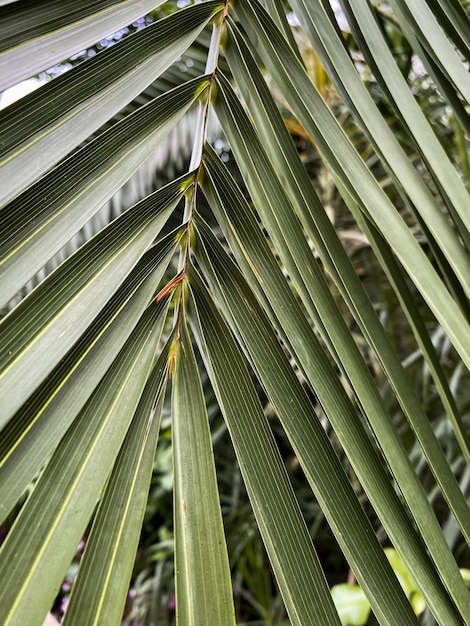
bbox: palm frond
[1,1,470,625]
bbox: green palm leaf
[0,0,166,92]
[0,1,221,207]
[0,174,188,425]
[62,343,170,626]
[189,268,342,626]
[0,79,206,305]
[1,1,470,625]
[0,303,168,626]
[171,311,235,625]
[0,237,176,523]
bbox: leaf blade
[233,0,470,373]
[62,341,170,626]
[0,302,168,626]
[0,0,165,92]
[193,214,459,625]
[172,310,235,626]
[0,175,187,428]
[189,269,342,626]
[0,237,176,523]
[0,78,207,305]
[0,2,222,206]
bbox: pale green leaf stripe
[0,78,207,306]
[394,0,470,103]
[172,313,235,626]
[62,342,170,626]
[0,303,167,626]
[290,0,470,252]
[235,0,470,378]
[221,27,470,547]
[188,269,343,626]
[0,175,188,429]
[197,167,459,624]
[0,238,176,524]
[0,0,165,92]
[0,2,221,206]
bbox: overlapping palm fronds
[1,1,470,625]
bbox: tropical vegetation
[1,0,470,624]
